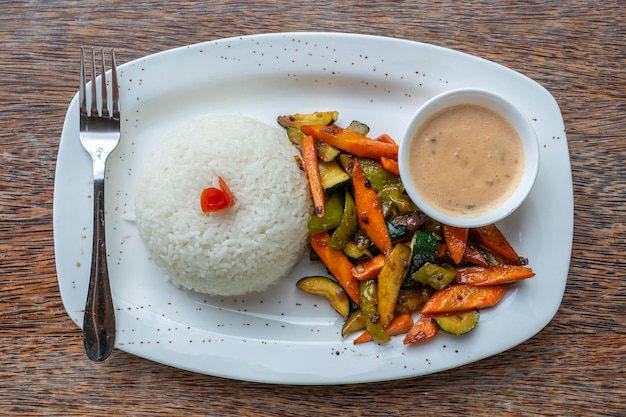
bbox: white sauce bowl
[398,88,540,228]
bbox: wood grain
[1,1,624,415]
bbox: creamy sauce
[408,104,524,217]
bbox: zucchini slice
[341,309,365,337]
[315,141,340,162]
[434,310,480,335]
[347,120,370,136]
[411,262,457,290]
[296,276,350,318]
[277,111,339,145]
[342,241,372,260]
[277,111,339,128]
[318,160,351,193]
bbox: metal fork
[79,47,119,362]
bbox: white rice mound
[135,114,312,296]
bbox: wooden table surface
[1,1,624,415]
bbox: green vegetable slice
[434,310,480,335]
[329,192,358,250]
[296,276,350,318]
[307,192,344,234]
[411,262,457,290]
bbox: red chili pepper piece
[200,177,233,213]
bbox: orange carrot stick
[403,316,439,344]
[310,232,360,305]
[442,224,469,265]
[462,240,489,267]
[375,133,397,145]
[352,159,393,255]
[301,135,325,218]
[380,156,400,175]
[301,124,399,160]
[470,224,523,265]
[420,284,506,315]
[354,313,413,344]
[455,265,535,285]
[351,253,386,280]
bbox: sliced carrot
[462,240,489,267]
[309,232,360,305]
[442,224,469,265]
[455,265,535,285]
[301,135,325,218]
[301,124,399,160]
[420,284,506,315]
[375,133,397,145]
[354,313,413,344]
[403,316,439,344]
[470,224,523,265]
[380,156,400,175]
[352,159,393,255]
[351,253,385,280]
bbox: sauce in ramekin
[408,104,524,217]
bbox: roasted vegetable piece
[412,262,457,290]
[342,309,365,337]
[337,153,355,174]
[454,265,535,285]
[346,120,370,136]
[358,279,390,344]
[375,133,397,144]
[301,124,399,160]
[386,188,414,214]
[318,160,351,194]
[470,224,525,265]
[278,111,339,145]
[342,241,372,260]
[329,191,358,250]
[386,217,414,243]
[307,192,343,234]
[352,159,393,256]
[462,240,489,267]
[285,126,306,144]
[353,313,413,344]
[352,253,385,281]
[442,224,469,265]
[296,276,350,318]
[402,231,438,287]
[358,158,402,192]
[380,156,400,176]
[421,284,507,315]
[394,287,433,315]
[309,232,360,304]
[315,141,340,162]
[301,135,325,217]
[403,316,439,344]
[277,111,339,128]
[377,244,412,328]
[434,310,480,335]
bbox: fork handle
[83,177,116,362]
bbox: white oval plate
[54,32,572,384]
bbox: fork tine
[79,47,87,117]
[110,49,120,120]
[100,48,109,119]
[90,48,97,117]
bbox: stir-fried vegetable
[279,111,535,346]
